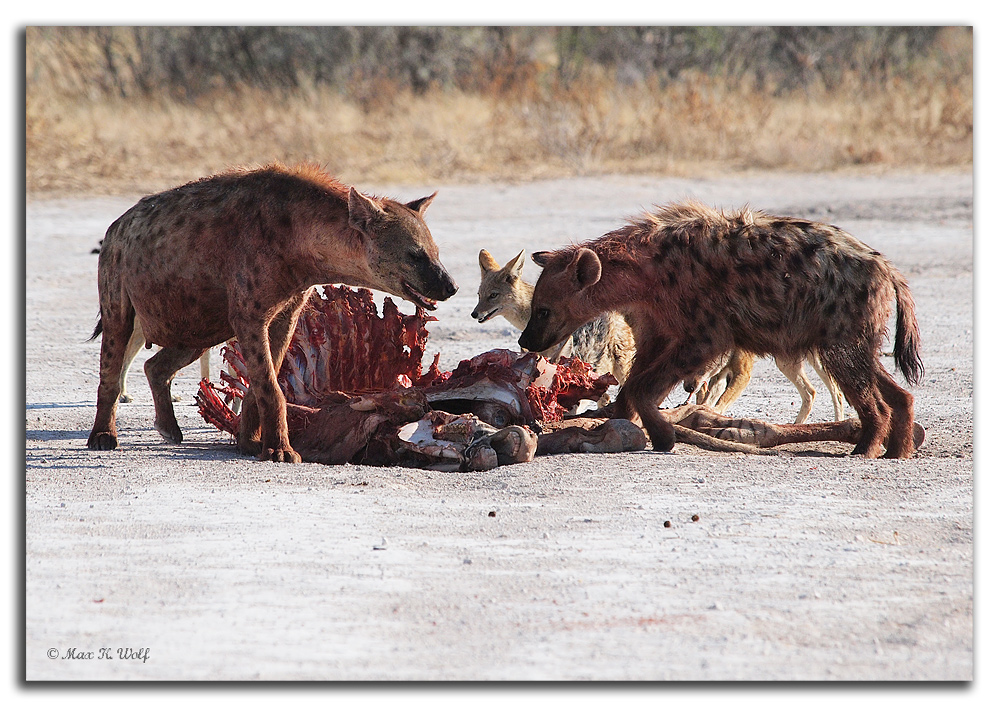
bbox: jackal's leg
[199,349,212,380]
[268,292,310,373]
[775,355,817,424]
[117,318,145,403]
[88,307,136,451]
[712,349,755,414]
[145,346,206,443]
[698,372,727,407]
[808,352,846,421]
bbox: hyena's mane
[190,162,353,200]
[580,199,773,266]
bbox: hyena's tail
[88,315,102,342]
[891,267,923,386]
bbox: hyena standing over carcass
[519,200,923,459]
[87,163,457,462]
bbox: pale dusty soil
[25,171,972,681]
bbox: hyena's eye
[537,308,550,320]
[488,292,498,300]
[407,250,423,262]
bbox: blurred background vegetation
[25,26,972,194]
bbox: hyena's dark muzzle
[518,314,560,353]
[403,257,458,310]
[423,261,458,301]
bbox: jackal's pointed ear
[405,191,437,216]
[573,248,602,289]
[502,250,526,280]
[348,187,387,232]
[478,249,500,273]
[532,251,555,267]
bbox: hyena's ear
[405,191,437,216]
[572,248,602,289]
[478,249,500,273]
[532,251,555,267]
[348,187,387,233]
[502,250,526,281]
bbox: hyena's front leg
[613,341,687,452]
[88,309,136,450]
[232,307,302,464]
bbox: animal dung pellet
[691,514,700,522]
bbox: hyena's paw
[850,443,882,459]
[87,430,118,451]
[648,423,676,452]
[154,420,184,444]
[258,447,302,463]
[118,392,134,404]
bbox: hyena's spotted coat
[519,200,922,459]
[88,163,456,462]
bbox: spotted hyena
[88,163,457,462]
[519,200,922,459]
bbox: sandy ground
[25,171,973,681]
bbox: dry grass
[26,68,972,196]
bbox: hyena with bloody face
[88,163,457,462]
[519,200,922,459]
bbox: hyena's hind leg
[117,318,146,403]
[87,306,137,451]
[144,346,208,443]
[874,365,916,459]
[119,316,213,404]
[820,346,892,458]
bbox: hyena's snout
[426,264,458,301]
[518,320,552,353]
[407,256,458,302]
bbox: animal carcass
[197,285,630,470]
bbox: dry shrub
[25,28,972,195]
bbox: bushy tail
[891,268,923,386]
